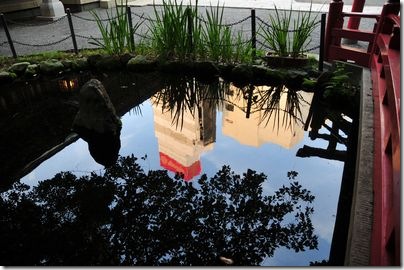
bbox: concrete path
[128,0,383,12]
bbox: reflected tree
[0,155,317,266]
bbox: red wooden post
[324,0,344,61]
[347,0,366,30]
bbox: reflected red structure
[159,152,201,181]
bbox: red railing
[324,0,400,266]
[324,0,380,67]
[369,4,400,266]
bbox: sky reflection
[21,89,344,265]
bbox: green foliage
[90,0,142,55]
[232,31,254,63]
[148,0,202,61]
[291,3,317,57]
[306,54,319,68]
[261,6,292,57]
[0,155,318,265]
[147,1,252,63]
[259,3,318,57]
[200,5,253,63]
[0,2,320,66]
[202,4,233,62]
[322,63,360,112]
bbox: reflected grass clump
[152,76,229,129]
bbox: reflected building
[222,85,313,149]
[152,98,216,181]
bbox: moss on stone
[39,59,65,75]
[8,62,31,75]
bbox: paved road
[0,1,381,57]
[129,0,383,12]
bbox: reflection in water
[152,76,227,129]
[255,85,308,130]
[58,78,79,92]
[0,72,357,266]
[151,77,313,180]
[72,78,123,167]
[152,77,218,180]
[0,156,317,266]
[298,90,350,161]
[0,77,83,188]
[223,85,313,149]
[83,132,121,167]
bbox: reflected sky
[21,88,344,265]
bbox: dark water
[0,71,356,266]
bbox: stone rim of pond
[0,54,321,92]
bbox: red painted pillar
[324,0,344,61]
[347,0,366,30]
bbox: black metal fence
[0,5,326,67]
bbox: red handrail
[324,0,381,67]
[370,8,400,266]
[325,0,400,266]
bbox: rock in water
[73,79,121,135]
[73,79,122,166]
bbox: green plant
[321,63,360,115]
[259,6,292,57]
[259,3,318,58]
[202,4,233,62]
[90,0,142,54]
[232,31,253,63]
[149,0,201,61]
[291,3,317,57]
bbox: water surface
[0,71,355,266]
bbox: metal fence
[0,5,326,64]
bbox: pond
[0,70,356,266]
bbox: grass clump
[260,6,292,57]
[149,0,202,61]
[259,3,318,58]
[90,0,142,54]
[202,4,233,62]
[201,4,253,63]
